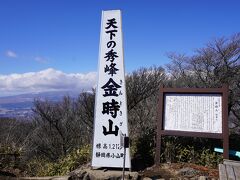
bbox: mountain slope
[0,91,80,118]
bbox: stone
[51,176,70,180]
[177,167,200,177]
[142,177,152,180]
[69,166,139,180]
[198,176,207,180]
[7,177,70,180]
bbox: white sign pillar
[92,10,131,168]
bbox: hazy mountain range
[0,91,80,118]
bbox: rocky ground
[0,163,219,180]
[68,162,219,179]
[139,163,219,179]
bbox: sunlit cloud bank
[0,68,97,96]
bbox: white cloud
[34,56,48,63]
[0,68,97,96]
[5,50,17,58]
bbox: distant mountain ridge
[0,91,80,118]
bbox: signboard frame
[155,85,229,164]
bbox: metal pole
[122,135,126,180]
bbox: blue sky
[0,0,239,96]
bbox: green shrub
[26,144,91,176]
[132,128,155,168]
[161,137,223,168]
[163,137,181,163]
[197,148,223,168]
[176,145,197,163]
[162,144,223,168]
[0,144,22,169]
[26,158,53,176]
[58,144,91,174]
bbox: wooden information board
[155,85,229,164]
[164,94,222,133]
